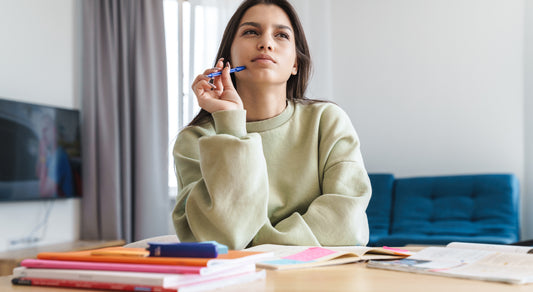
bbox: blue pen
[206,66,246,78]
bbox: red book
[12,277,175,292]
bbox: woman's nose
[257,36,273,51]
[259,44,272,50]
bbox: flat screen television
[0,97,82,201]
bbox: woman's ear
[292,61,298,75]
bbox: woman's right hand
[192,58,244,113]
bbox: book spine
[21,259,204,274]
[13,267,168,286]
[12,277,177,292]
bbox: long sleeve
[172,110,269,250]
[251,104,371,246]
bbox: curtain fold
[81,0,169,243]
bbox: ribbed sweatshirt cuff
[212,109,247,138]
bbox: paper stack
[11,242,270,292]
[367,242,533,285]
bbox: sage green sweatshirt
[172,100,371,250]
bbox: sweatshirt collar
[246,100,294,133]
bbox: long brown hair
[188,0,314,126]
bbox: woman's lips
[252,54,275,63]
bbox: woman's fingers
[191,58,243,112]
[218,62,243,109]
[196,58,224,91]
[215,58,224,69]
[213,75,224,95]
[191,75,213,96]
[221,62,236,90]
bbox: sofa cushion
[373,234,518,247]
[386,174,520,246]
[367,174,395,246]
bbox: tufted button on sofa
[367,173,520,247]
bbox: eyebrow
[239,21,293,32]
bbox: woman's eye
[243,30,258,36]
[276,32,290,39]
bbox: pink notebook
[20,259,231,275]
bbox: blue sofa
[367,173,520,247]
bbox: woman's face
[230,4,298,86]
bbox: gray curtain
[81,0,169,243]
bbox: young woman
[172,0,371,250]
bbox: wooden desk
[1,261,532,292]
[0,240,125,276]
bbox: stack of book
[11,242,271,292]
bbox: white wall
[0,0,81,252]
[329,0,529,239]
[291,0,333,101]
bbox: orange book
[37,247,270,267]
[90,247,150,257]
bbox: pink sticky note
[283,247,337,262]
